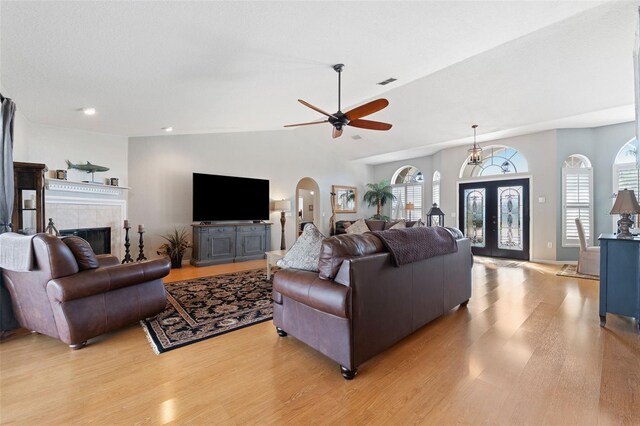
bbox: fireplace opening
[60,227,111,255]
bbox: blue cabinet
[598,234,640,332]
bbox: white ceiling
[1,1,638,164]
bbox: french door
[458,178,530,260]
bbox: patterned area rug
[556,264,599,281]
[141,268,273,354]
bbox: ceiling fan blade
[298,99,336,119]
[345,99,389,120]
[348,119,392,131]
[284,120,329,128]
[332,127,343,139]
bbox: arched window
[613,139,639,228]
[562,154,593,246]
[390,166,423,220]
[460,145,528,179]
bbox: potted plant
[363,180,396,220]
[157,228,191,268]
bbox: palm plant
[363,180,396,220]
[157,228,192,268]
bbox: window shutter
[615,165,640,228]
[562,167,593,246]
[432,172,441,207]
[391,186,404,219]
[391,184,423,220]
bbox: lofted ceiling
[1,1,637,164]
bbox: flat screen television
[192,173,270,222]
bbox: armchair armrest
[96,254,121,268]
[47,258,171,302]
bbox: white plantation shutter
[391,184,423,220]
[562,166,593,246]
[614,164,640,228]
[391,186,404,219]
[432,171,441,207]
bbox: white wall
[18,122,128,185]
[12,110,30,162]
[128,130,374,259]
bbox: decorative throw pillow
[342,221,352,229]
[346,218,370,235]
[412,219,427,228]
[276,223,325,272]
[389,220,406,229]
[62,236,99,270]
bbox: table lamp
[405,202,415,221]
[610,189,640,238]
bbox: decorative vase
[170,254,183,269]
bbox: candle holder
[136,230,147,262]
[121,225,134,264]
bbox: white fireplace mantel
[45,178,129,196]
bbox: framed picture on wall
[332,185,357,213]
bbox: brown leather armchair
[1,234,170,349]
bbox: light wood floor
[1,259,639,425]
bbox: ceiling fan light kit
[284,63,392,139]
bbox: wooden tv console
[191,223,272,266]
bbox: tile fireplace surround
[45,179,128,260]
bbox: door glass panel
[464,188,485,247]
[497,185,523,250]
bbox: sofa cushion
[345,219,369,235]
[318,233,385,280]
[62,236,99,270]
[365,220,387,232]
[276,223,325,272]
[389,220,406,229]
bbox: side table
[265,249,287,280]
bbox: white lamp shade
[274,200,291,212]
[610,189,640,214]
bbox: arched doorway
[295,178,320,238]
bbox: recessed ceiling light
[82,107,96,115]
[377,78,397,86]
[163,127,173,132]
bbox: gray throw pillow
[276,223,325,272]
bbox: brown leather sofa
[2,234,170,349]
[272,232,472,379]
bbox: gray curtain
[0,93,18,333]
[1,94,16,233]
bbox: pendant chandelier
[467,124,482,166]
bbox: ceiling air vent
[377,78,397,86]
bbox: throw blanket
[372,227,457,267]
[0,232,35,271]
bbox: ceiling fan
[284,64,392,139]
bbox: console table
[598,234,640,333]
[191,223,271,266]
